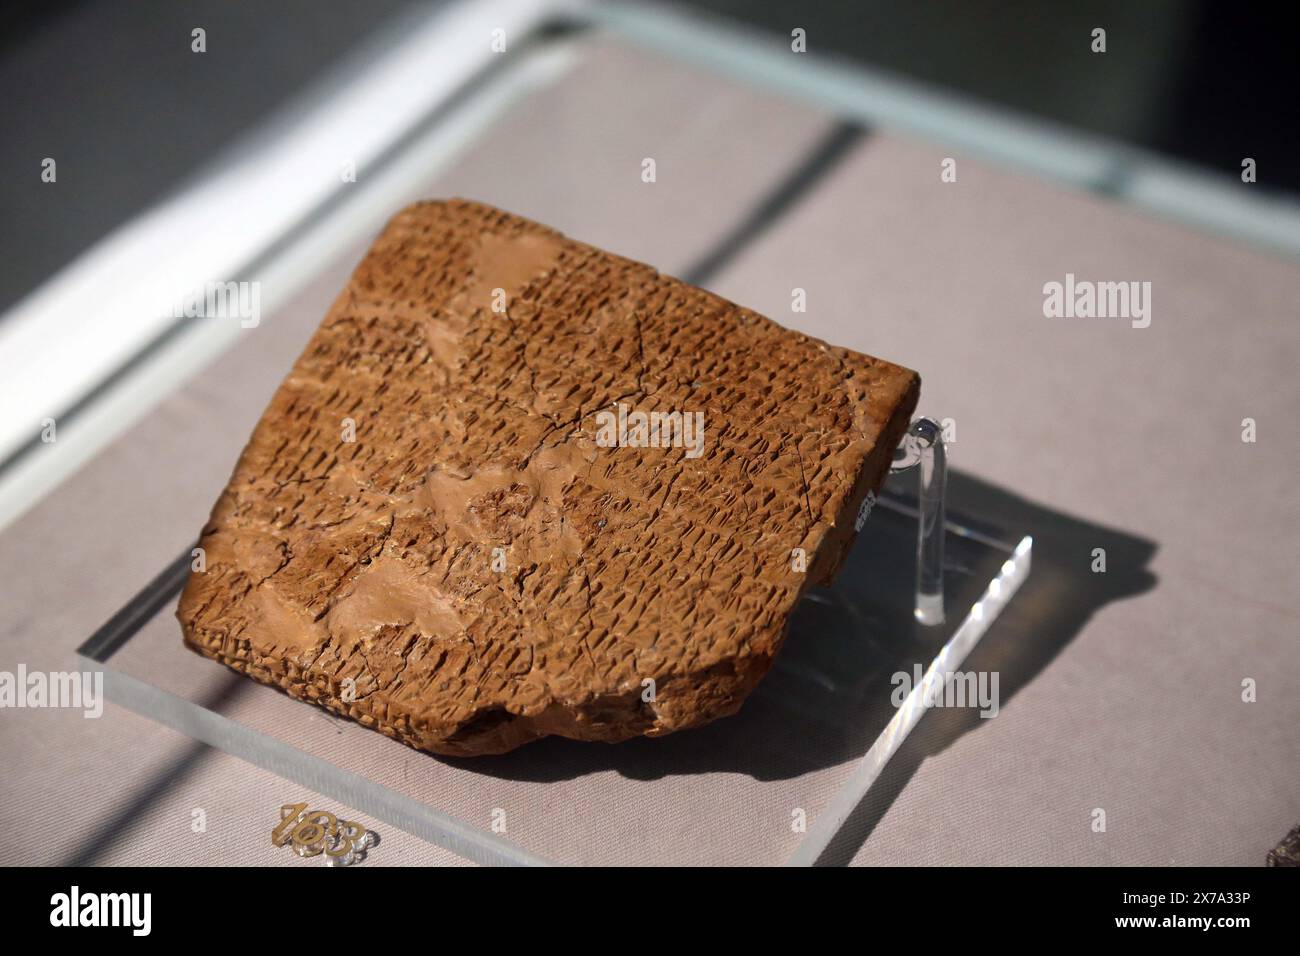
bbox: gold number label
[273,803,368,861]
[272,803,308,847]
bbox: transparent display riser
[80,463,1031,867]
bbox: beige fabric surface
[1,34,1296,866]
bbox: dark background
[1,0,1295,315]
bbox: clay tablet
[177,200,919,756]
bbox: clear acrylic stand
[77,417,1031,866]
[893,417,949,627]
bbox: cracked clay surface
[176,200,920,756]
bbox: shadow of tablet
[454,470,1158,811]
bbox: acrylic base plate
[78,475,1030,866]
